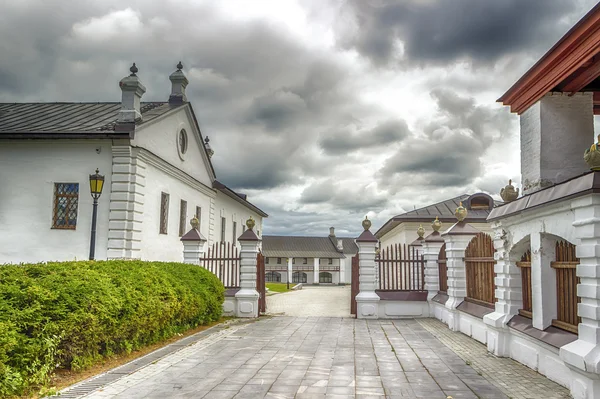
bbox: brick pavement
[266,286,351,317]
[61,317,570,399]
[417,318,571,399]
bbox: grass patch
[266,283,293,293]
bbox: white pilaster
[288,257,293,285]
[355,219,380,319]
[313,257,320,284]
[531,232,557,330]
[443,231,477,331]
[421,238,444,302]
[339,257,346,284]
[560,195,600,397]
[235,224,260,318]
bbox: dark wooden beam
[563,56,600,93]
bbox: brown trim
[551,319,579,334]
[518,309,532,318]
[550,261,579,269]
[375,290,428,302]
[508,315,577,349]
[224,288,240,297]
[463,297,495,309]
[457,300,494,319]
[516,261,531,268]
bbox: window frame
[159,192,169,234]
[233,221,237,244]
[220,216,226,242]
[52,182,80,230]
[179,199,187,236]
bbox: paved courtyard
[67,317,571,399]
[266,285,351,317]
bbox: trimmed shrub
[0,260,224,397]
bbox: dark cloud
[319,119,409,155]
[300,179,388,213]
[337,0,588,67]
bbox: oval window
[179,129,188,155]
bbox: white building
[262,227,357,285]
[376,193,498,249]
[0,62,267,264]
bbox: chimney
[329,227,335,237]
[337,239,343,251]
[169,61,189,104]
[118,63,146,123]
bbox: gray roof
[262,236,358,259]
[375,193,502,238]
[0,102,181,137]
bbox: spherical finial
[417,224,425,238]
[432,216,442,232]
[246,216,256,231]
[130,63,138,76]
[177,61,183,71]
[190,216,199,230]
[455,201,468,222]
[362,215,372,231]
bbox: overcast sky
[1,0,597,237]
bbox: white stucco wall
[132,106,213,187]
[0,140,112,263]
[214,191,264,246]
[139,160,214,261]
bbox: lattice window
[293,272,307,283]
[465,233,496,306]
[160,192,169,234]
[551,241,580,334]
[319,272,332,283]
[516,250,532,318]
[179,200,187,236]
[303,258,308,264]
[265,271,281,282]
[328,258,333,265]
[220,217,226,242]
[52,183,79,229]
[277,258,282,264]
[233,221,237,244]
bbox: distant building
[375,193,499,249]
[0,62,267,264]
[262,227,357,285]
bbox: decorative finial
[584,135,600,170]
[417,224,425,238]
[205,136,210,144]
[246,216,256,231]
[500,179,519,202]
[455,201,467,222]
[204,136,214,158]
[190,216,199,230]
[432,216,442,232]
[362,215,372,231]
[129,63,138,76]
[95,168,99,174]
[176,61,183,71]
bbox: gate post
[235,217,260,318]
[442,203,479,331]
[421,218,445,302]
[180,216,206,265]
[355,216,380,319]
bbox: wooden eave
[498,3,600,115]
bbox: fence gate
[257,252,266,313]
[200,242,240,288]
[350,254,359,317]
[464,233,496,307]
[377,244,425,291]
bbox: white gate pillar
[422,219,445,302]
[561,195,600,399]
[180,216,207,265]
[287,257,293,285]
[442,203,479,331]
[235,217,260,318]
[355,217,380,319]
[313,257,320,284]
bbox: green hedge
[0,260,224,397]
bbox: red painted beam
[562,57,600,93]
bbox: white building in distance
[0,62,267,264]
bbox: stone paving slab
[266,286,351,317]
[68,316,571,399]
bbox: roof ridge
[392,193,469,218]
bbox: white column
[561,195,600,399]
[484,221,523,356]
[421,238,444,302]
[180,217,206,265]
[339,258,346,285]
[356,218,380,319]
[287,257,293,285]
[313,257,320,284]
[443,232,476,331]
[235,222,260,318]
[531,232,557,330]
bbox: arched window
[292,272,307,283]
[319,272,333,284]
[265,271,281,283]
[438,243,447,293]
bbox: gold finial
[500,179,519,202]
[432,216,442,232]
[362,215,372,231]
[455,201,467,222]
[417,224,425,238]
[246,216,255,231]
[190,216,199,230]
